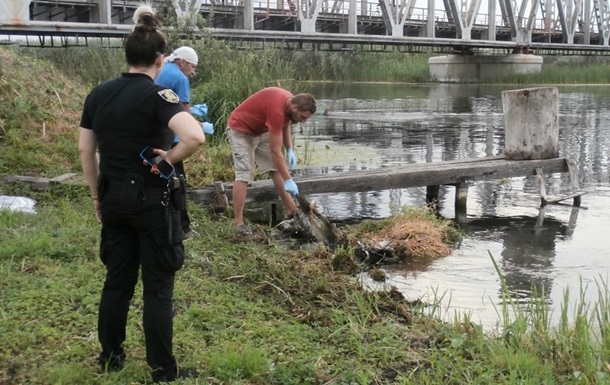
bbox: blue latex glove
[286,148,297,170]
[284,178,299,196]
[202,122,214,135]
[191,103,208,118]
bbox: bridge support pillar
[92,0,112,24]
[300,18,317,33]
[348,0,357,34]
[429,54,543,83]
[0,0,30,22]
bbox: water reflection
[465,206,579,307]
[305,85,507,165]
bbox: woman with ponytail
[78,5,204,382]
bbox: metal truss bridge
[1,0,610,54]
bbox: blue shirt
[155,62,190,104]
[155,62,190,142]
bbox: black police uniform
[170,143,192,233]
[80,72,187,381]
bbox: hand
[202,122,214,135]
[142,148,172,177]
[93,199,101,223]
[141,147,167,167]
[284,178,299,196]
[286,148,297,170]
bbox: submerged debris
[278,198,459,268]
[277,195,345,247]
[354,240,401,265]
[368,267,387,282]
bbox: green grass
[0,196,432,384]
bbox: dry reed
[367,216,453,260]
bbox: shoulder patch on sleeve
[158,89,180,104]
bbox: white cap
[165,46,198,65]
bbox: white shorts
[227,128,276,182]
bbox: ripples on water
[286,83,610,328]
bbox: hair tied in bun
[132,5,155,24]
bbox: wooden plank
[454,183,469,224]
[535,168,547,202]
[3,175,53,191]
[543,191,588,205]
[188,156,571,205]
[566,158,581,206]
[214,181,229,208]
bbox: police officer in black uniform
[77,5,206,383]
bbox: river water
[292,82,610,329]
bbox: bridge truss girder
[2,0,610,47]
[165,0,610,44]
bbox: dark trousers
[171,142,191,232]
[97,177,185,380]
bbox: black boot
[98,349,126,373]
[152,365,199,383]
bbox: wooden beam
[426,185,440,204]
[566,158,581,206]
[188,156,571,205]
[535,167,547,202]
[542,191,588,205]
[454,182,468,224]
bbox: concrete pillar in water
[501,87,559,160]
[428,54,543,83]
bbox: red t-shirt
[228,87,293,136]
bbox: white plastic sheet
[0,195,37,214]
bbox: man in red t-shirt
[227,87,317,233]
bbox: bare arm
[282,124,293,150]
[165,111,206,164]
[269,132,291,181]
[78,127,101,222]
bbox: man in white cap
[156,46,198,113]
[155,46,200,238]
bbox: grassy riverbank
[3,46,610,384]
[4,186,610,385]
[5,183,610,385]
